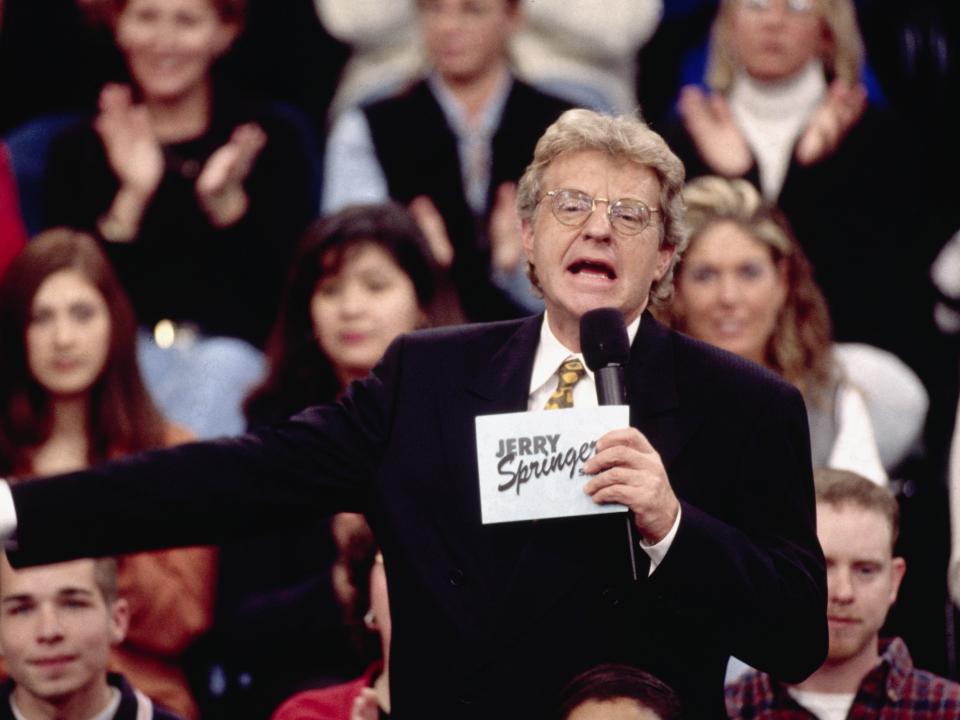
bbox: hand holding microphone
[579,309,679,558]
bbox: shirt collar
[529,311,641,396]
[427,68,513,138]
[730,59,826,121]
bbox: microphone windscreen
[580,308,630,371]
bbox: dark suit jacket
[10,313,827,719]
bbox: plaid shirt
[726,637,960,719]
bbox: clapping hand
[679,85,753,177]
[489,182,523,273]
[795,79,867,165]
[95,83,164,202]
[350,688,380,720]
[196,122,266,227]
[408,195,454,268]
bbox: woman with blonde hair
[0,229,215,719]
[664,0,931,376]
[661,176,887,484]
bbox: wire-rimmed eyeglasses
[540,189,661,236]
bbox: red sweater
[272,663,384,720]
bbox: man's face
[521,149,674,347]
[418,0,520,84]
[817,503,905,666]
[0,558,127,709]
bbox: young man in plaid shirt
[726,469,960,719]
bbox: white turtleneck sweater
[728,60,827,200]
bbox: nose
[36,604,64,643]
[51,316,77,348]
[717,273,742,305]
[828,567,855,604]
[337,282,366,317]
[580,200,614,242]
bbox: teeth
[571,261,614,279]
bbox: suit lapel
[429,316,541,544]
[627,313,704,471]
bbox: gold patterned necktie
[543,357,587,410]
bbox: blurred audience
[41,0,318,437]
[501,0,663,116]
[0,230,215,719]
[558,664,683,720]
[663,0,937,382]
[661,176,888,484]
[207,204,436,718]
[0,554,184,720]
[322,0,572,320]
[317,0,662,119]
[271,518,389,720]
[727,469,960,718]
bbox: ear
[654,243,677,281]
[520,218,536,264]
[108,598,130,646]
[889,556,906,605]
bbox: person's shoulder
[667,323,800,402]
[902,667,960,707]
[363,77,432,115]
[108,672,186,720]
[403,316,537,351]
[509,76,575,107]
[724,669,780,717]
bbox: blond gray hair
[516,109,687,306]
[706,0,865,93]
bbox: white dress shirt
[529,312,680,573]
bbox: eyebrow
[1,588,96,604]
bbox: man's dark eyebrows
[57,587,96,599]
[1,593,34,606]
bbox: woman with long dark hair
[0,229,215,719]
[211,203,436,717]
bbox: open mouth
[568,259,616,280]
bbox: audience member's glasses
[541,189,660,236]
[740,0,816,15]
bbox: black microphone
[580,308,641,580]
[580,308,630,405]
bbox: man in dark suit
[2,109,826,718]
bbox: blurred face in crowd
[26,270,112,400]
[726,0,828,82]
[115,0,239,103]
[522,150,673,349]
[0,558,128,718]
[311,242,423,386]
[417,0,521,85]
[567,699,663,720]
[817,502,905,668]
[672,221,786,365]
